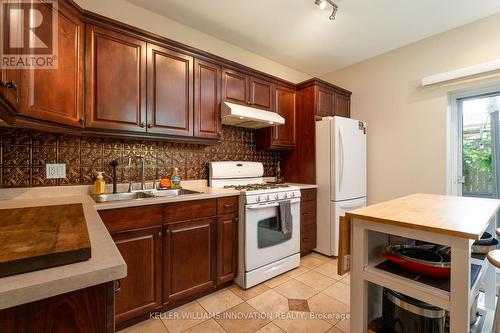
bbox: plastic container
[94,172,106,195]
[171,168,181,189]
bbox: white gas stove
[209,161,301,289]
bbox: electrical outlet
[46,163,66,179]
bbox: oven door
[245,198,300,271]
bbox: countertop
[346,193,500,240]
[285,183,318,190]
[0,195,126,310]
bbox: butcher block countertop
[346,193,500,240]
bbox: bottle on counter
[94,172,106,195]
[171,167,181,189]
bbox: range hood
[221,102,285,129]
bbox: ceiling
[125,0,500,76]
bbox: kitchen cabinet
[217,214,238,284]
[334,92,351,118]
[300,188,317,255]
[0,69,21,113]
[249,76,273,111]
[147,44,193,136]
[222,68,273,111]
[112,226,162,325]
[18,3,84,128]
[256,84,296,150]
[194,59,222,139]
[317,87,334,117]
[163,217,217,303]
[85,25,147,132]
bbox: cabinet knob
[79,116,84,124]
[147,124,153,129]
[5,80,16,90]
[114,280,122,293]
[140,122,146,128]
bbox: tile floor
[119,253,350,333]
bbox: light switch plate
[46,163,66,179]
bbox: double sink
[93,189,201,203]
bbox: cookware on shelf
[383,245,450,278]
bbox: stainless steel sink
[147,189,201,197]
[92,191,154,203]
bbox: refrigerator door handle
[339,130,344,191]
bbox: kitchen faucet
[127,156,146,191]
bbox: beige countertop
[346,193,500,240]
[0,181,240,309]
[285,183,318,190]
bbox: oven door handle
[246,199,300,210]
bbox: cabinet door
[17,3,83,127]
[0,69,21,112]
[217,214,238,284]
[147,44,193,136]
[334,92,350,118]
[112,226,162,324]
[272,85,296,148]
[222,69,248,106]
[164,218,216,303]
[194,59,221,139]
[317,87,334,117]
[85,25,147,132]
[250,77,273,111]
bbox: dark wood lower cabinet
[300,188,317,255]
[112,226,162,325]
[0,283,112,333]
[217,214,238,284]
[164,218,217,304]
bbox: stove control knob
[284,193,288,198]
[266,195,270,201]
[256,196,261,202]
[291,192,295,198]
[275,194,279,200]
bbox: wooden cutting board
[0,203,91,278]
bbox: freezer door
[330,197,366,256]
[331,117,367,201]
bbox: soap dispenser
[94,172,106,195]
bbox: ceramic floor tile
[288,299,310,312]
[263,273,292,288]
[313,262,343,280]
[184,319,226,333]
[274,279,318,300]
[198,289,244,315]
[340,274,350,286]
[300,255,327,269]
[246,289,290,315]
[216,302,270,333]
[335,319,350,333]
[308,293,350,325]
[229,283,270,301]
[326,327,345,333]
[294,270,336,291]
[322,282,350,305]
[273,311,332,333]
[255,322,285,333]
[161,301,209,333]
[307,252,333,263]
[118,319,167,333]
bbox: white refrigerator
[315,116,367,256]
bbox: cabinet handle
[114,280,121,293]
[158,231,162,237]
[303,238,310,242]
[147,124,153,129]
[223,204,234,208]
[5,81,16,90]
[302,212,309,216]
[79,116,84,124]
[140,122,145,128]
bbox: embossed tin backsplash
[0,126,279,188]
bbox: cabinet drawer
[301,224,317,253]
[217,197,239,215]
[300,189,317,202]
[164,199,216,223]
[300,200,316,220]
[98,205,163,233]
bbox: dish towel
[279,200,293,236]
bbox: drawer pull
[303,238,310,242]
[223,204,234,208]
[302,212,310,216]
[114,280,122,293]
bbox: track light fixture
[314,0,339,20]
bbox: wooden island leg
[450,237,472,333]
[351,219,368,333]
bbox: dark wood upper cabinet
[112,226,162,325]
[317,87,334,117]
[334,92,351,118]
[85,25,147,132]
[217,214,238,284]
[194,59,221,139]
[256,85,296,150]
[16,3,84,127]
[0,69,21,113]
[249,77,273,111]
[222,69,248,106]
[147,44,193,136]
[163,217,216,304]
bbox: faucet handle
[153,179,160,190]
[128,182,134,192]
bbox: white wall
[321,13,500,204]
[74,0,310,83]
